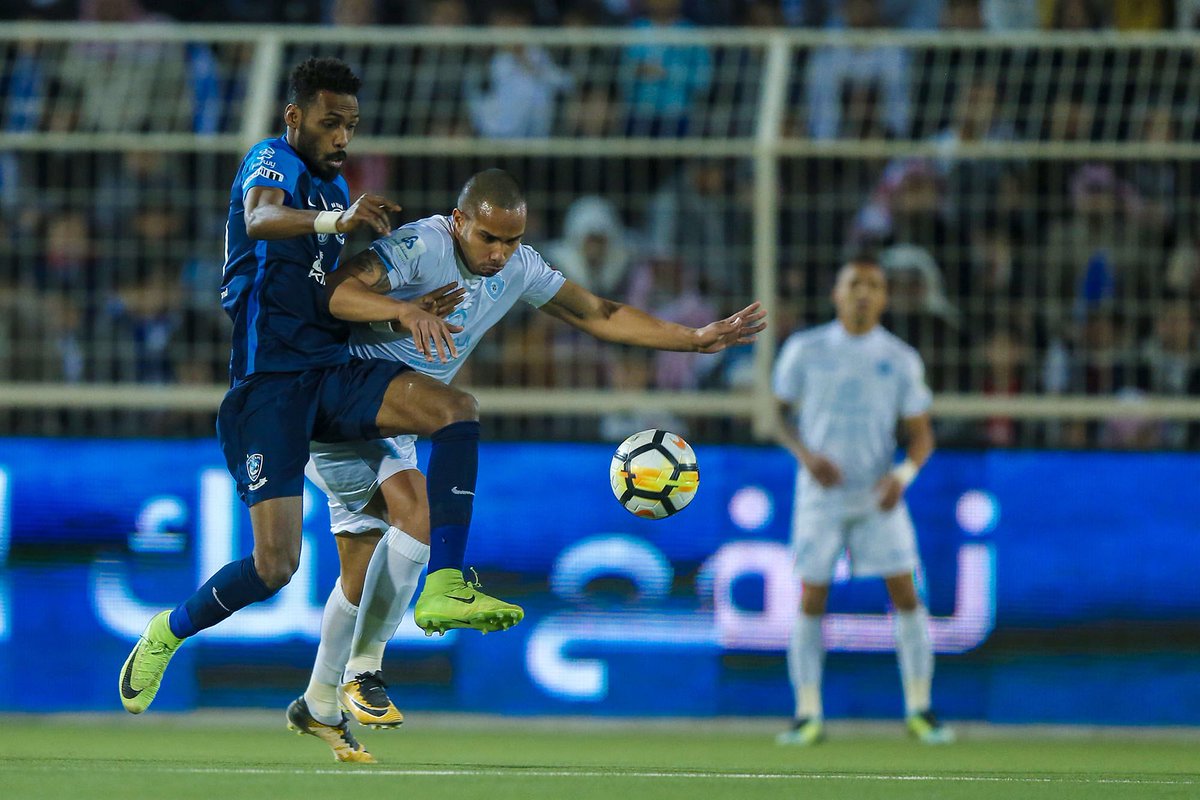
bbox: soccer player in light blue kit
[118,59,516,764]
[294,168,767,757]
[773,255,954,746]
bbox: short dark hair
[457,169,526,215]
[288,57,362,108]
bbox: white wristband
[314,210,341,235]
[892,458,919,488]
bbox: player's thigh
[379,465,429,543]
[218,373,314,507]
[791,507,845,585]
[335,529,384,606]
[307,438,393,514]
[374,370,478,437]
[845,504,919,580]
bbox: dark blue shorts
[216,358,412,506]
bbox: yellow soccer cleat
[907,710,957,744]
[414,568,524,636]
[119,611,183,715]
[340,671,404,729]
[775,717,825,746]
[286,696,376,763]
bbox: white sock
[304,579,358,725]
[788,612,825,720]
[342,527,430,684]
[894,606,934,715]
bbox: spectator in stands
[1139,298,1199,448]
[544,196,637,296]
[465,1,574,139]
[976,323,1027,447]
[624,253,720,390]
[619,0,712,136]
[599,346,688,441]
[878,243,965,392]
[981,0,1038,29]
[804,0,912,140]
[1048,0,1111,29]
[645,160,738,295]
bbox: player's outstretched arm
[327,249,462,362]
[538,280,767,353]
[244,188,401,240]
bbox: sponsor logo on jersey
[250,165,285,184]
[309,252,326,285]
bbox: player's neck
[837,318,877,337]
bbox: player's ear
[284,103,301,130]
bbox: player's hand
[395,303,462,363]
[803,453,843,488]
[416,282,467,318]
[875,473,904,511]
[338,193,402,237]
[693,302,768,353]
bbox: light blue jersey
[308,214,567,521]
[773,321,931,512]
[349,214,566,382]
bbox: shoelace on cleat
[353,672,392,708]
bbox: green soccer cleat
[119,610,183,714]
[340,671,404,729]
[286,696,376,763]
[775,717,825,746]
[413,567,524,636]
[907,709,956,744]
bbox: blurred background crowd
[0,0,1197,449]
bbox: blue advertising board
[0,439,1197,724]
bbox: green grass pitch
[1,714,1196,800]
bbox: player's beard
[296,131,345,181]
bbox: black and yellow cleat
[340,671,404,729]
[119,611,183,715]
[414,567,524,636]
[286,696,376,763]
[907,709,956,744]
[775,717,825,746]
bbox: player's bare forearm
[774,402,811,462]
[540,281,702,350]
[327,275,408,322]
[243,201,329,240]
[901,413,936,468]
[243,187,400,240]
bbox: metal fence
[1,24,1198,445]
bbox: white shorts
[790,501,919,584]
[305,435,419,535]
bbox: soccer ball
[609,429,699,519]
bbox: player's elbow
[243,209,269,240]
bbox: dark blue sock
[167,555,279,638]
[426,420,479,574]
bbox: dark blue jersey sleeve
[240,141,303,200]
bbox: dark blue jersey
[220,135,351,383]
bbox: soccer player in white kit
[292,169,766,760]
[773,256,954,746]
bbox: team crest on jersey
[246,453,267,490]
[485,275,505,300]
[876,360,893,376]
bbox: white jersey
[348,214,566,382]
[773,321,932,512]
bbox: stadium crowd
[0,0,1197,448]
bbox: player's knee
[255,552,300,590]
[442,389,478,424]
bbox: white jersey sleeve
[898,346,933,418]
[520,248,567,307]
[370,223,444,290]
[772,331,808,404]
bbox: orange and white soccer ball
[609,429,700,519]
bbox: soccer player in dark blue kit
[118,58,521,760]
